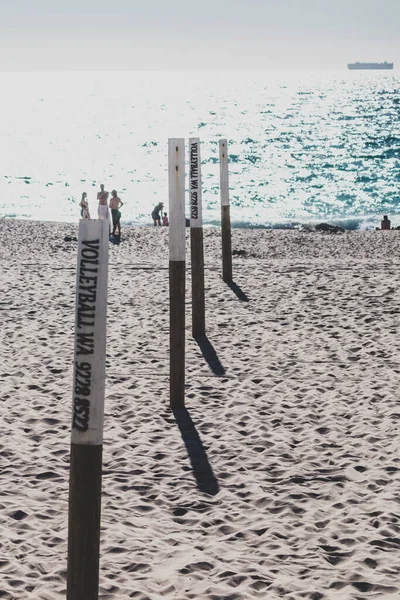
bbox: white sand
[1,219,400,599]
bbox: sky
[0,0,399,70]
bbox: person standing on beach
[79,192,90,219]
[381,215,391,230]
[151,202,163,226]
[97,184,109,220]
[162,212,169,226]
[110,190,124,236]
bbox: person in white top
[97,184,109,220]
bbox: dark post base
[221,205,232,282]
[67,443,103,600]
[169,260,185,408]
[190,227,205,338]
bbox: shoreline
[2,214,399,231]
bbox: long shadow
[195,335,226,376]
[227,280,249,302]
[172,408,220,496]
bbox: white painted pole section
[219,139,230,207]
[189,137,202,228]
[169,139,186,261]
[71,219,109,445]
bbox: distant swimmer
[97,184,109,220]
[151,202,163,226]
[110,190,124,236]
[79,192,90,219]
[381,215,391,230]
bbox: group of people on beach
[79,186,169,235]
[79,184,124,237]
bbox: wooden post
[189,137,205,338]
[169,138,186,408]
[67,219,109,600]
[219,138,232,282]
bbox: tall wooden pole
[219,138,232,282]
[169,138,186,408]
[67,219,109,600]
[189,137,205,338]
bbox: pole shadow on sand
[195,335,226,376]
[173,408,220,496]
[227,280,249,302]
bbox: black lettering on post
[81,239,100,249]
[190,143,199,180]
[79,292,96,304]
[190,142,200,222]
[81,248,99,260]
[80,260,99,272]
[72,361,92,431]
[79,275,98,285]
[77,332,95,355]
[76,266,98,330]
[191,191,198,219]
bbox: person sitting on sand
[151,202,163,226]
[162,212,169,227]
[110,190,124,236]
[97,184,109,220]
[381,215,391,230]
[79,192,90,219]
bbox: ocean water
[1,70,399,229]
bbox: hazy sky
[1,0,399,70]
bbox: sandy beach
[1,218,400,599]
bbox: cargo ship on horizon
[348,61,393,70]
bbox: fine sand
[1,219,400,600]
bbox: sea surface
[1,70,399,229]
